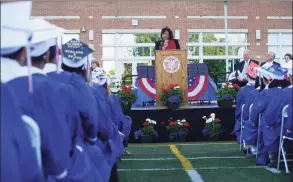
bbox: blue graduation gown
[91,85,123,166]
[233,83,255,143]
[263,86,292,152]
[109,94,132,139]
[242,89,260,145]
[6,71,71,178]
[45,69,104,181]
[250,87,283,164]
[282,86,292,137]
[1,83,44,182]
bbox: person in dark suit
[155,27,180,51]
[230,50,259,87]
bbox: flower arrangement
[160,84,183,109]
[117,85,137,110]
[202,113,222,140]
[134,118,159,142]
[161,118,191,141]
[215,83,237,100]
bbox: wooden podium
[155,50,188,108]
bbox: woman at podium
[155,27,180,50]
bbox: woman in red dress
[155,27,180,51]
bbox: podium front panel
[155,50,188,108]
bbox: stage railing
[122,72,231,88]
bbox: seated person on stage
[262,60,292,168]
[233,62,257,146]
[229,50,258,87]
[250,64,289,166]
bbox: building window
[187,31,248,73]
[101,30,162,80]
[268,32,292,64]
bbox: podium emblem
[163,56,181,73]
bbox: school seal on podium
[163,56,180,73]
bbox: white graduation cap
[1,1,33,92]
[91,67,107,85]
[28,19,65,57]
[1,1,32,28]
[281,60,292,76]
[1,1,32,55]
[62,57,87,68]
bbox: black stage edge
[124,107,236,143]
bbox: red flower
[143,122,149,127]
[169,84,175,89]
[163,88,169,93]
[183,122,191,127]
[215,118,221,122]
[174,84,179,87]
[169,121,176,126]
[233,84,240,90]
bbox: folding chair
[240,104,245,151]
[256,113,263,159]
[277,105,292,173]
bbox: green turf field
[118,142,292,182]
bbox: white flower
[181,119,186,123]
[174,86,180,89]
[178,122,183,126]
[202,116,207,119]
[151,120,157,125]
[206,118,213,123]
[210,113,216,119]
[228,84,233,88]
[146,118,151,122]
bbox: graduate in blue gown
[233,64,257,146]
[43,39,106,181]
[262,61,293,168]
[250,64,289,166]
[1,83,44,182]
[91,69,125,182]
[241,87,260,157]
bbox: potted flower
[117,85,137,111]
[202,113,222,141]
[161,118,191,142]
[215,83,237,108]
[134,118,159,143]
[160,84,183,109]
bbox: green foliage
[142,125,156,136]
[214,84,237,100]
[117,86,137,105]
[160,86,183,105]
[108,69,115,75]
[205,122,222,138]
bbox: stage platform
[125,104,236,143]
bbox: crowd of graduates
[1,2,131,182]
[232,54,292,170]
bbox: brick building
[24,0,293,77]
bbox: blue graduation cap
[62,38,94,68]
[261,64,288,80]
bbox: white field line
[186,170,204,182]
[118,166,266,172]
[130,142,237,147]
[265,167,281,174]
[122,156,244,161]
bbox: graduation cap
[246,61,260,79]
[62,38,94,68]
[1,1,32,55]
[1,1,34,92]
[261,64,287,80]
[281,60,292,76]
[92,67,107,85]
[28,19,65,57]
